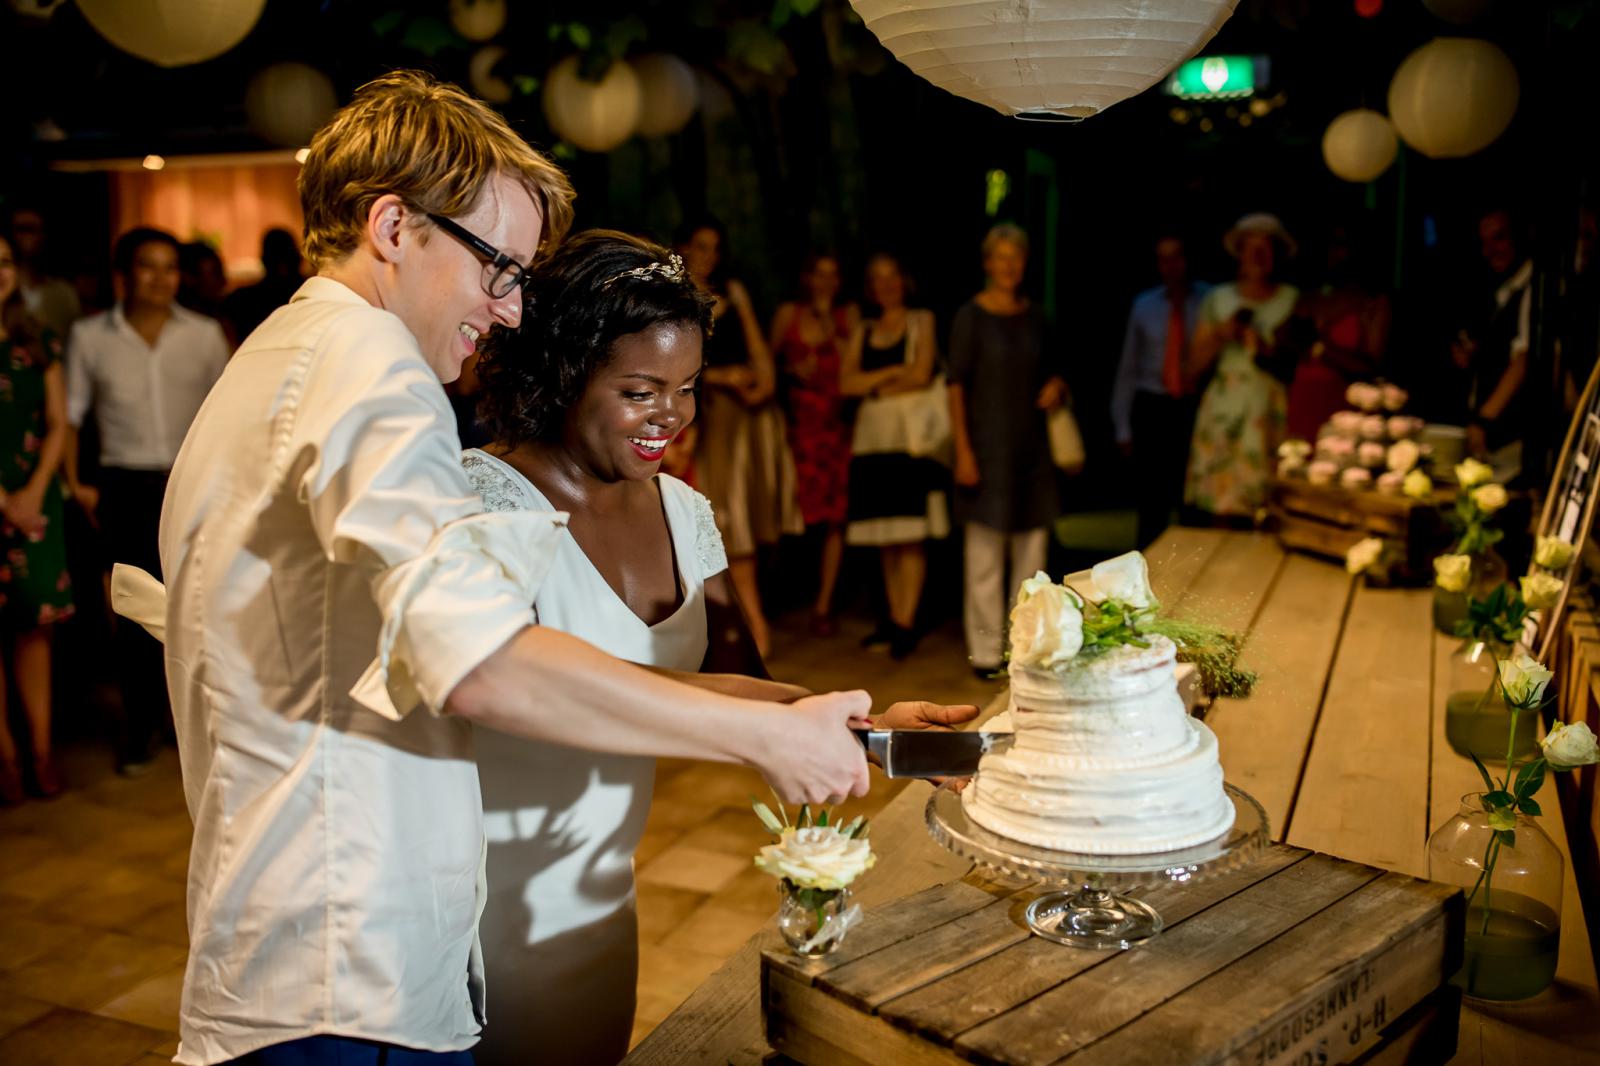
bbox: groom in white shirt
[154,71,969,1066]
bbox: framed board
[1532,354,1600,661]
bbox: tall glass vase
[1442,639,1540,763]
[1427,794,1563,1001]
[1432,549,1507,635]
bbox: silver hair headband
[600,253,686,289]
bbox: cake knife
[852,728,1015,779]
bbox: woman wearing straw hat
[1183,213,1300,523]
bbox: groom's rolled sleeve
[292,314,562,718]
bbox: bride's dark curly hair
[476,229,714,448]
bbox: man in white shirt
[65,227,229,773]
[154,72,920,1066]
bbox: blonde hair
[982,223,1029,259]
[299,70,574,269]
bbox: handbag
[1047,405,1085,475]
[852,312,952,463]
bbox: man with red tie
[1111,234,1211,547]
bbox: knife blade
[852,729,1015,779]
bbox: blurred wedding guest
[1111,234,1210,547]
[223,227,305,341]
[842,253,948,659]
[0,230,74,803]
[1452,206,1533,479]
[1278,224,1390,441]
[1562,204,1598,412]
[65,226,228,773]
[771,253,858,636]
[5,206,81,337]
[1184,213,1299,524]
[948,224,1067,675]
[678,219,801,657]
[179,241,235,349]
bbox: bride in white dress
[463,231,977,1064]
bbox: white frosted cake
[963,635,1235,855]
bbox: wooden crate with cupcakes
[1270,381,1449,573]
[761,844,1465,1066]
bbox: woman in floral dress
[1184,214,1300,522]
[0,230,73,802]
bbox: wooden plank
[954,854,1383,1065]
[876,845,1311,1040]
[1144,526,1228,607]
[764,969,964,1066]
[1059,873,1462,1066]
[1210,554,1354,836]
[1169,531,1285,632]
[1351,988,1460,1066]
[1286,584,1435,876]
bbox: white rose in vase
[756,826,876,891]
[1091,551,1156,609]
[1402,469,1433,500]
[1386,439,1420,473]
[1534,536,1576,571]
[1455,458,1494,489]
[1541,721,1600,768]
[1009,573,1084,670]
[1345,537,1384,575]
[1498,654,1553,709]
[1434,554,1472,593]
[1520,572,1564,611]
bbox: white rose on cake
[1534,536,1575,571]
[1542,721,1600,768]
[1010,573,1084,669]
[1091,551,1156,609]
[755,826,875,890]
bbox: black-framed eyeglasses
[427,213,531,299]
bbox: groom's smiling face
[565,320,702,480]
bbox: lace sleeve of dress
[461,452,527,514]
[690,488,729,577]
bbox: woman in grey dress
[947,224,1068,673]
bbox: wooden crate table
[622,529,1600,1066]
[762,845,1463,1066]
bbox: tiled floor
[0,610,997,1063]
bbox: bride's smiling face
[565,320,702,481]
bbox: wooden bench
[622,528,1600,1066]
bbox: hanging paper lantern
[1422,0,1494,25]
[542,56,642,152]
[78,0,265,68]
[246,63,338,147]
[1322,109,1399,182]
[845,0,1239,119]
[632,54,700,137]
[449,0,506,42]
[469,45,513,104]
[1387,37,1518,159]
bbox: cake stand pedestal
[925,782,1269,950]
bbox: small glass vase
[1432,549,1507,635]
[1427,793,1563,1002]
[776,881,857,958]
[1442,639,1540,764]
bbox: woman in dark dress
[0,230,74,802]
[947,225,1067,674]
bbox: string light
[142,154,165,170]
[294,147,309,164]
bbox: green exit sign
[1165,55,1261,100]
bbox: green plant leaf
[1469,752,1496,793]
[854,819,871,840]
[1518,796,1542,816]
[1514,759,1547,799]
[513,75,540,96]
[1484,789,1514,809]
[797,803,812,829]
[568,22,593,50]
[816,809,829,827]
[1495,828,1517,848]
[751,800,784,835]
[841,815,864,838]
[1488,807,1518,831]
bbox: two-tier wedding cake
[962,553,1236,855]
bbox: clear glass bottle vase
[1427,793,1563,1001]
[776,881,856,958]
[1442,639,1540,763]
[1433,549,1508,635]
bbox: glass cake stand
[925,782,1269,950]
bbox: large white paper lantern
[1388,38,1518,159]
[246,63,338,147]
[846,0,1239,119]
[542,56,642,152]
[469,45,513,104]
[449,0,506,43]
[632,54,700,137]
[1322,109,1399,182]
[78,0,265,67]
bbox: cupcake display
[1276,381,1434,497]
